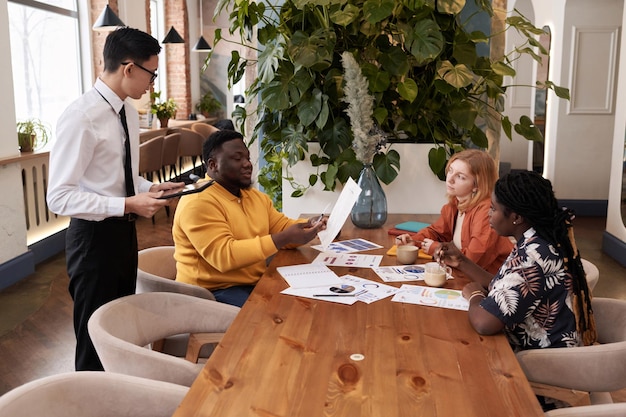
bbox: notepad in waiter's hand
[394,221,430,233]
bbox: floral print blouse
[480,228,579,351]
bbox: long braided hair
[494,171,597,346]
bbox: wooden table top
[173,214,544,417]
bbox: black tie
[119,106,135,197]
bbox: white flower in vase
[340,51,384,165]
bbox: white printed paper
[312,252,382,268]
[276,264,342,289]
[317,177,361,251]
[391,284,469,311]
[372,264,426,282]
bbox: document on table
[281,274,400,304]
[372,264,426,282]
[316,177,362,251]
[312,252,383,268]
[276,264,342,289]
[391,284,469,311]
[311,238,383,254]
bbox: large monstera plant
[209,0,568,209]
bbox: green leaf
[373,149,400,184]
[309,174,318,186]
[323,163,339,190]
[363,0,395,24]
[514,115,544,142]
[501,116,513,140]
[372,107,388,125]
[257,35,285,84]
[541,81,570,100]
[449,100,477,129]
[408,19,444,66]
[362,65,390,93]
[437,0,466,15]
[428,147,447,177]
[469,125,488,148]
[297,89,323,126]
[437,61,474,88]
[492,61,516,77]
[261,81,291,110]
[288,29,336,70]
[468,30,488,44]
[316,95,330,129]
[330,4,360,26]
[397,78,418,102]
[379,46,410,76]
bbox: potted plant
[195,90,223,119]
[150,91,177,128]
[16,118,50,153]
[208,0,569,209]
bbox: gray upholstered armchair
[88,292,239,386]
[0,372,188,417]
[516,297,626,406]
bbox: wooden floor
[1,209,625,404]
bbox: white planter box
[282,143,447,218]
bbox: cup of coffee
[396,245,419,264]
[423,262,452,287]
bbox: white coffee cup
[423,262,452,287]
[396,245,419,264]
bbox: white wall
[529,0,621,201]
[606,0,626,245]
[500,0,535,171]
[0,0,28,265]
[282,144,447,218]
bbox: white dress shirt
[47,78,153,221]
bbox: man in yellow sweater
[173,129,326,307]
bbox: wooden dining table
[173,214,544,417]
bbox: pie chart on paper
[434,290,461,300]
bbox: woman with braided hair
[437,170,597,352]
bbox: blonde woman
[397,149,512,274]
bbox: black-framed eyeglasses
[121,61,157,83]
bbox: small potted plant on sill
[150,91,177,128]
[195,90,223,119]
[17,118,50,153]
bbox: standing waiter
[47,27,182,371]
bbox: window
[150,0,168,96]
[8,0,84,147]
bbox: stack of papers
[277,263,399,305]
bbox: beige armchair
[0,372,188,417]
[88,292,239,386]
[545,403,626,417]
[516,298,626,406]
[191,121,219,140]
[178,128,205,176]
[136,246,214,300]
[581,258,599,292]
[136,246,218,358]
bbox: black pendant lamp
[162,26,185,44]
[93,4,125,31]
[193,36,212,51]
[193,0,211,51]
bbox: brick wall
[164,0,191,118]
[89,0,192,119]
[91,0,117,80]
